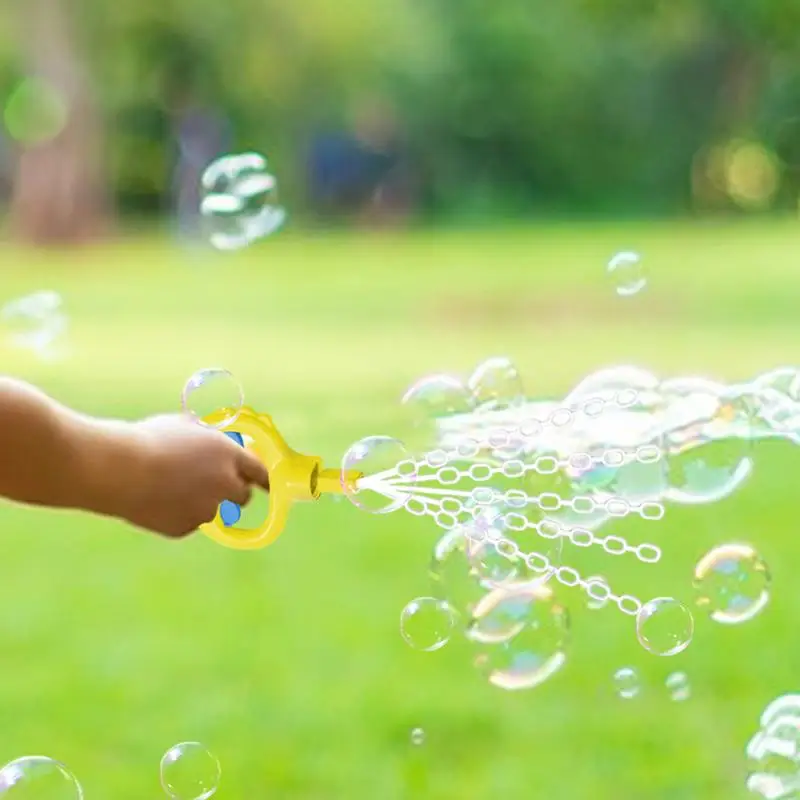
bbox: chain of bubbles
[360,389,664,617]
[355,363,800,620]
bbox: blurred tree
[9,0,112,245]
[4,0,800,227]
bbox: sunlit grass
[0,220,797,798]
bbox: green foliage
[6,0,800,218]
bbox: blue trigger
[225,431,244,447]
[220,431,244,527]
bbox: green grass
[0,219,799,798]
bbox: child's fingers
[224,479,253,507]
[237,450,270,491]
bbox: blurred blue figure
[307,96,416,225]
[167,86,233,242]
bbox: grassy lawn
[0,218,798,798]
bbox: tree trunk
[9,0,113,246]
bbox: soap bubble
[1,291,67,359]
[665,671,691,702]
[0,756,82,798]
[400,597,457,651]
[467,507,525,587]
[471,535,522,588]
[761,695,800,731]
[4,78,68,145]
[181,368,243,429]
[410,728,425,746]
[402,374,474,421]
[160,742,221,800]
[401,374,474,449]
[429,528,485,614]
[613,667,640,700]
[607,251,646,296]
[694,542,770,625]
[660,377,754,505]
[636,597,694,656]
[746,700,800,799]
[471,582,569,690]
[468,356,525,411]
[200,152,285,251]
[341,436,416,513]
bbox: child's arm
[0,377,269,537]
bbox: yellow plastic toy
[199,406,362,550]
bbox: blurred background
[3,0,800,236]
[1,0,800,798]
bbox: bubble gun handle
[199,406,361,550]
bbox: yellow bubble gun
[199,407,361,550]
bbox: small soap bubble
[0,755,83,798]
[471,583,569,691]
[666,671,691,702]
[468,356,525,411]
[341,436,416,513]
[694,542,770,625]
[200,152,285,251]
[410,728,425,746]
[613,667,640,700]
[181,368,243,429]
[160,742,220,800]
[607,251,646,296]
[400,597,457,652]
[1,290,67,360]
[636,597,694,657]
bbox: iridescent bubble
[401,374,474,449]
[410,728,425,746]
[468,356,525,411]
[4,78,68,145]
[341,436,416,513]
[694,543,770,625]
[746,705,800,800]
[761,695,800,731]
[160,742,221,800]
[636,597,694,657]
[181,368,243,429]
[471,537,521,587]
[200,153,285,251]
[558,369,668,508]
[471,582,569,690]
[429,528,484,614]
[607,251,646,296]
[1,290,67,360]
[468,509,523,587]
[400,597,457,652]
[660,377,753,505]
[0,756,82,798]
[665,671,691,702]
[613,667,640,700]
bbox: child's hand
[125,414,270,538]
